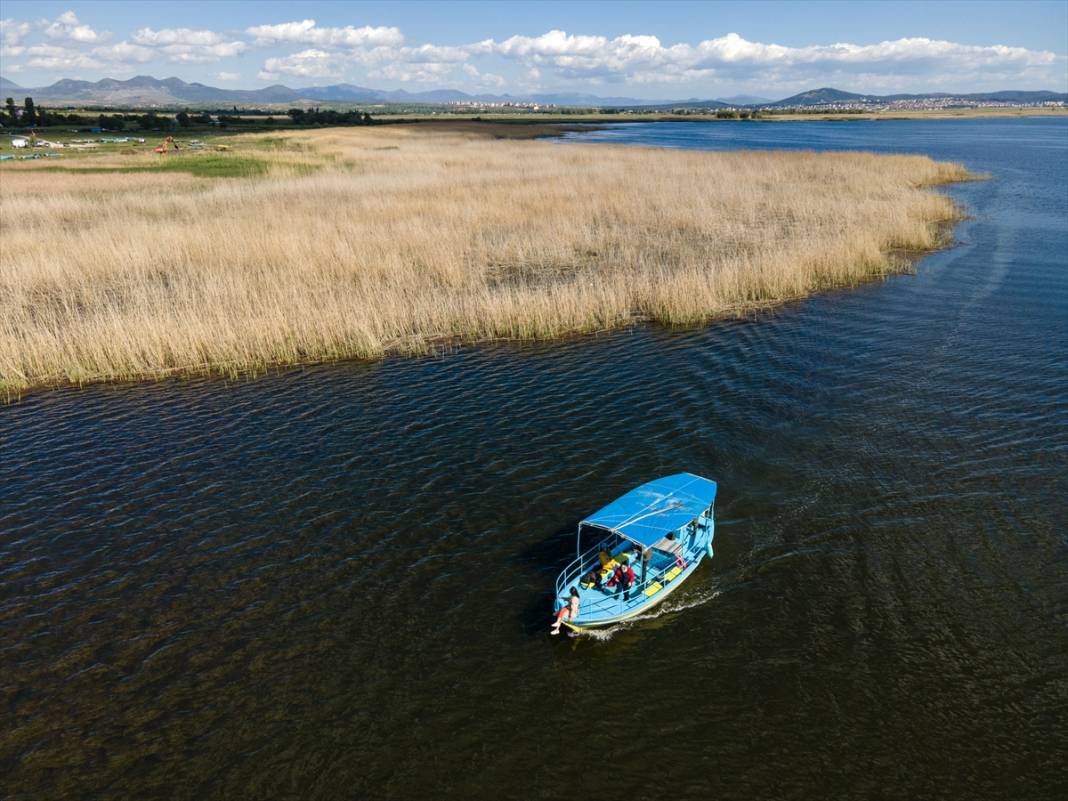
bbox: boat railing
[554,534,616,597]
[569,552,699,621]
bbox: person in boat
[640,547,652,584]
[585,544,617,588]
[583,566,603,589]
[551,587,580,635]
[607,561,636,601]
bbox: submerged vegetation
[0,123,974,395]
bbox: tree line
[3,97,375,131]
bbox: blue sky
[1,1,1065,98]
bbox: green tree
[175,110,190,128]
[138,112,162,130]
[4,97,15,125]
[99,114,125,131]
[23,97,36,126]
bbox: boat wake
[570,585,722,642]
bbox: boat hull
[552,473,717,631]
[565,551,704,629]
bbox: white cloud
[261,48,340,78]
[42,10,102,44]
[4,14,1062,95]
[215,71,240,81]
[1,18,31,46]
[157,41,247,63]
[384,43,468,64]
[462,63,506,89]
[255,39,469,84]
[476,29,1062,86]
[93,41,154,63]
[248,19,403,48]
[3,18,245,70]
[125,27,246,62]
[132,27,226,47]
[344,43,470,74]
[25,43,105,70]
[367,61,453,83]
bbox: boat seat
[578,551,635,588]
[664,565,682,582]
[597,551,633,582]
[643,581,663,597]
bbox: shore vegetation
[0,123,974,396]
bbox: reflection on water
[2,117,1067,800]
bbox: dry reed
[0,125,973,395]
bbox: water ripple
[2,117,1067,800]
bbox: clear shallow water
[3,118,1067,800]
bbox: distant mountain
[767,87,875,106]
[0,75,24,94]
[298,85,672,106]
[24,75,301,105]
[716,94,772,105]
[19,75,659,107]
[300,84,394,102]
[875,89,1068,103]
[762,86,1067,107]
[631,98,731,111]
[525,92,664,106]
[8,75,1066,109]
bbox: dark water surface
[3,118,1067,800]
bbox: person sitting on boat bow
[551,587,580,635]
[607,562,636,601]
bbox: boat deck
[568,551,693,624]
[650,534,685,556]
[553,474,716,629]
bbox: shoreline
[3,222,964,401]
[1,124,978,400]
[369,107,1067,125]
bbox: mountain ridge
[1,75,1064,109]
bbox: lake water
[3,118,1067,800]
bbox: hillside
[5,74,1065,109]
[0,75,25,94]
[8,75,670,107]
[768,87,876,106]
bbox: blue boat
[552,473,717,631]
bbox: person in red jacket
[607,561,636,601]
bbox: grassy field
[0,122,975,396]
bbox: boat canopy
[579,473,718,548]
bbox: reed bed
[0,125,973,395]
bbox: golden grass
[0,124,974,396]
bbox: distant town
[0,75,1064,117]
[444,96,1067,114]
